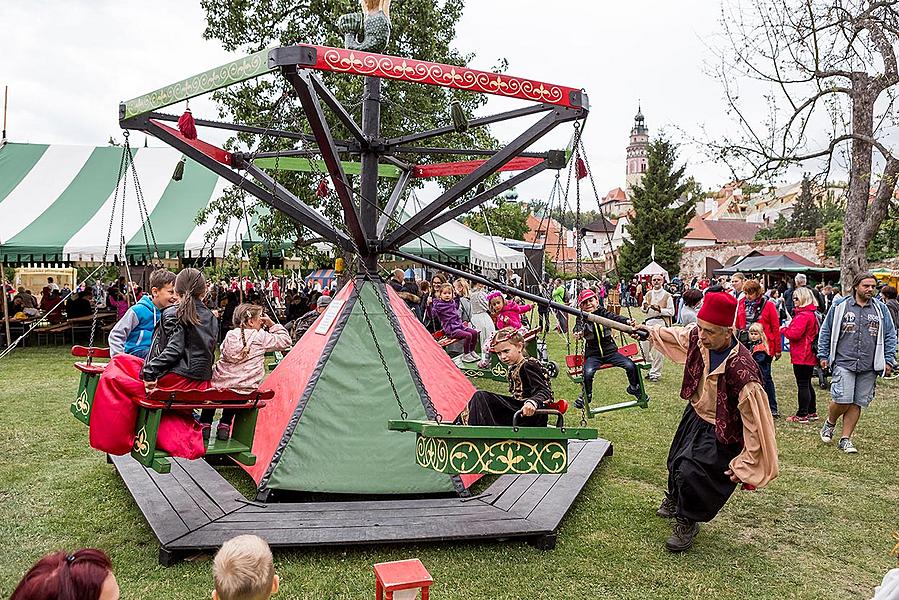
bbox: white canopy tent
[398,193,526,271]
[637,260,670,281]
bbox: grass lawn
[1,328,897,599]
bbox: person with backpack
[735,280,781,416]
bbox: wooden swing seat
[70,346,272,474]
[388,399,597,475]
[132,388,273,474]
[565,342,644,380]
[432,330,459,348]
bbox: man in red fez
[635,291,779,552]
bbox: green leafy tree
[755,214,795,241]
[789,174,823,236]
[618,138,693,278]
[823,220,843,258]
[461,199,530,240]
[199,0,497,265]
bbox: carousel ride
[72,4,651,563]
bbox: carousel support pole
[360,75,381,273]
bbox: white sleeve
[107,310,138,356]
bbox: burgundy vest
[680,328,763,445]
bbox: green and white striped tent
[0,142,286,263]
[0,141,526,269]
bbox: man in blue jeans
[817,272,896,454]
[574,289,642,409]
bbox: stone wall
[679,229,827,279]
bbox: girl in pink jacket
[209,303,292,440]
[488,291,533,332]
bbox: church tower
[625,104,649,190]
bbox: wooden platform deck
[111,439,613,565]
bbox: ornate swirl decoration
[133,427,150,457]
[123,50,271,119]
[73,389,91,417]
[414,434,567,474]
[319,48,570,106]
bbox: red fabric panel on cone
[385,285,481,489]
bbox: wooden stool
[374,559,433,600]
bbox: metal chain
[87,133,131,352]
[577,140,648,363]
[126,137,161,265]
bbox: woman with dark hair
[11,548,119,600]
[677,289,703,325]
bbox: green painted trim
[252,157,402,178]
[122,49,273,119]
[387,420,598,440]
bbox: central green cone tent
[244,276,479,497]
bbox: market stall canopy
[305,268,336,287]
[396,196,525,271]
[637,260,670,281]
[0,142,299,262]
[713,253,838,276]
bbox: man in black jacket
[574,289,642,409]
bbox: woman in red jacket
[736,280,782,416]
[780,287,820,423]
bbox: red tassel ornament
[178,108,198,140]
[576,157,588,180]
[316,179,330,198]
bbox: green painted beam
[253,157,402,178]
[387,419,598,440]
[121,49,274,119]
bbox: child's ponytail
[174,268,207,326]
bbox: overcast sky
[2,1,750,210]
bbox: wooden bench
[132,388,274,474]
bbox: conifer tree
[618,138,693,278]
[789,174,823,236]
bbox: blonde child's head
[438,282,454,301]
[491,327,526,365]
[453,278,469,298]
[748,322,768,353]
[213,535,278,600]
[233,303,264,329]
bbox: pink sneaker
[785,415,809,424]
[806,413,820,421]
[477,359,490,369]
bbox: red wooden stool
[374,559,433,600]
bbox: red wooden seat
[545,399,569,414]
[432,330,458,348]
[72,345,111,359]
[565,343,644,379]
[137,388,274,411]
[74,362,107,376]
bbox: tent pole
[2,262,12,349]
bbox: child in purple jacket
[430,283,481,363]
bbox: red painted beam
[412,156,543,179]
[148,120,233,166]
[294,45,587,109]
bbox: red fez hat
[697,291,737,327]
[577,289,597,305]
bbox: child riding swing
[455,327,553,427]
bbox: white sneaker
[838,438,858,454]
[820,420,836,443]
[461,352,479,363]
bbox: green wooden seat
[71,346,110,426]
[131,388,273,473]
[456,328,558,381]
[388,406,597,475]
[566,343,651,415]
